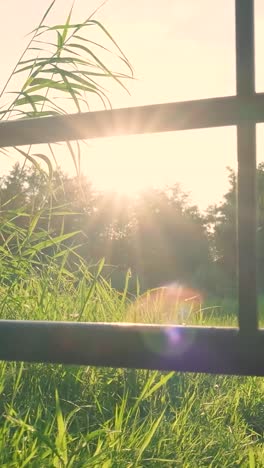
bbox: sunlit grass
[0,256,263,466]
[0,210,260,466]
[0,2,263,466]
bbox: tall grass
[0,0,133,175]
[0,260,264,466]
[0,217,262,466]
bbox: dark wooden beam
[1,94,264,148]
[235,0,258,333]
[0,320,264,376]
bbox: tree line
[1,161,263,298]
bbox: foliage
[0,0,247,300]
[0,163,212,294]
[207,163,264,295]
[0,0,133,174]
[0,256,263,466]
[9,158,264,299]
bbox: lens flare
[126,282,202,324]
[141,326,196,357]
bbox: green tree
[206,163,264,295]
[129,185,210,290]
[205,167,237,295]
[0,163,28,210]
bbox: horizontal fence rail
[1,94,264,147]
[0,320,264,376]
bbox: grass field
[0,258,264,467]
[1,2,263,465]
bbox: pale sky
[1,1,264,209]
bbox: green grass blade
[23,231,80,256]
[55,388,68,466]
[136,408,166,462]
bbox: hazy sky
[1,1,264,209]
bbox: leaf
[23,231,80,256]
[67,43,130,93]
[11,91,38,113]
[0,0,57,102]
[83,429,107,443]
[59,73,81,112]
[66,140,80,176]
[57,31,63,50]
[14,94,51,107]
[136,409,166,462]
[55,388,68,466]
[120,269,131,308]
[61,4,74,45]
[14,148,43,174]
[96,257,105,276]
[48,68,103,90]
[18,110,61,118]
[43,68,111,107]
[15,57,88,73]
[248,449,256,468]
[13,147,52,181]
[144,372,174,399]
[27,212,42,238]
[88,19,133,75]
[26,81,82,96]
[41,0,57,24]
[32,153,53,180]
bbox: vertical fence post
[236,0,258,333]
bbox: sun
[57,126,235,209]
[83,135,156,198]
